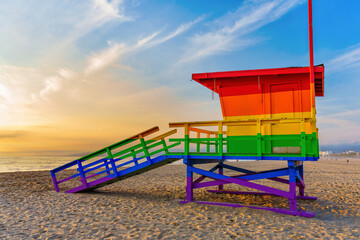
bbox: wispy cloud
[178,0,303,63]
[318,111,360,144]
[327,44,360,72]
[66,0,132,43]
[84,17,202,74]
[0,131,28,139]
[84,42,129,75]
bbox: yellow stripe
[225,109,318,136]
[224,111,313,121]
[227,123,316,136]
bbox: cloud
[178,0,303,63]
[84,17,201,74]
[147,16,204,46]
[318,109,360,144]
[327,44,360,72]
[84,43,129,74]
[66,0,132,43]
[0,131,28,139]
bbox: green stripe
[227,134,319,157]
[169,133,319,158]
[167,152,317,158]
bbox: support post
[218,162,224,190]
[308,0,316,119]
[186,162,193,202]
[298,163,305,196]
[288,161,297,211]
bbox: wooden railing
[50,127,180,192]
[168,118,317,159]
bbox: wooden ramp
[50,127,182,193]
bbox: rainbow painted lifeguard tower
[166,64,324,217]
[50,1,324,217]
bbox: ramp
[50,127,182,193]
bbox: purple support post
[218,162,224,191]
[288,161,297,211]
[186,163,193,202]
[50,171,59,192]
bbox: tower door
[270,83,300,118]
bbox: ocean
[0,156,75,172]
[0,156,255,173]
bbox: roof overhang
[192,65,325,97]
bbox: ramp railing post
[104,159,111,175]
[50,171,59,192]
[77,160,88,187]
[140,134,152,163]
[161,139,169,155]
[131,150,138,166]
[106,148,118,176]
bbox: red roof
[192,65,325,97]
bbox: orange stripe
[220,89,311,117]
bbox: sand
[0,158,359,239]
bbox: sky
[0,0,360,156]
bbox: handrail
[168,117,317,159]
[150,129,177,140]
[81,126,159,160]
[52,126,160,172]
[188,127,218,135]
[50,126,181,192]
[169,117,313,128]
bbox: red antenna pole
[308,0,316,116]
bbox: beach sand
[0,158,359,239]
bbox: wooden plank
[150,129,177,140]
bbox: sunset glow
[1,0,360,156]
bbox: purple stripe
[78,173,99,181]
[190,166,292,198]
[207,190,317,200]
[57,175,76,184]
[65,176,116,193]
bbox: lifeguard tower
[50,0,323,217]
[167,64,324,217]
